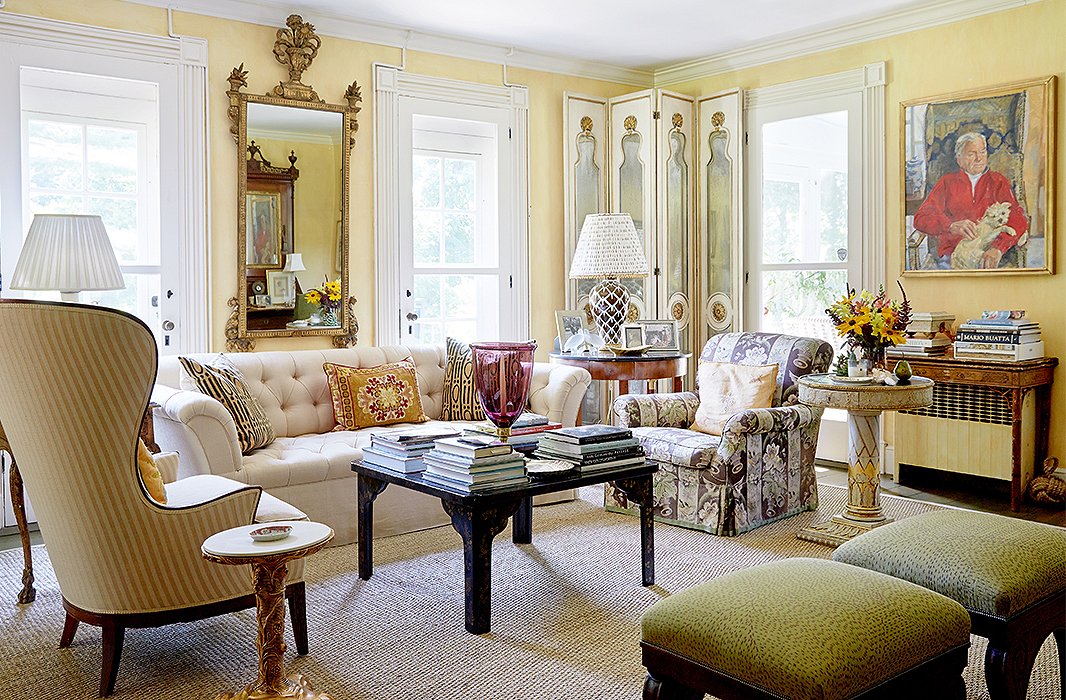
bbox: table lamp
[10,214,124,302]
[568,213,648,344]
[282,252,306,297]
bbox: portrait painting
[246,192,282,269]
[902,76,1055,275]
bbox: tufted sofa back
[157,345,447,438]
[699,332,834,407]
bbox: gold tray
[603,344,651,356]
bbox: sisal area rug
[0,485,1059,700]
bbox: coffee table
[351,459,659,634]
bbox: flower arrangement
[304,278,342,325]
[825,281,911,367]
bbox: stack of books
[889,311,954,358]
[362,427,461,474]
[421,436,529,491]
[463,412,564,451]
[954,312,1043,362]
[534,425,645,473]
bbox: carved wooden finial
[271,14,322,102]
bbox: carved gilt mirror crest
[225,14,361,351]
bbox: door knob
[406,312,419,321]
[162,320,176,331]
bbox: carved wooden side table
[0,422,34,604]
[796,374,934,547]
[202,521,333,700]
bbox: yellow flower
[327,291,342,302]
[325,280,341,295]
[836,317,864,335]
[305,290,321,305]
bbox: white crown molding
[121,0,653,87]
[654,0,1043,85]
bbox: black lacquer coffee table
[351,459,658,634]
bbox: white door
[398,106,514,344]
[746,97,863,462]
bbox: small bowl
[249,525,292,542]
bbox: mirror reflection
[243,102,344,331]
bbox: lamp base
[589,277,629,345]
[59,292,81,303]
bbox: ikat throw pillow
[323,359,428,431]
[439,337,486,422]
[178,355,276,454]
[690,361,778,436]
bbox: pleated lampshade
[11,214,125,301]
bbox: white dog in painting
[951,201,1014,269]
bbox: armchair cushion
[137,439,167,504]
[691,361,778,436]
[164,474,308,523]
[179,355,275,454]
[324,359,428,430]
[439,337,485,422]
[633,427,721,469]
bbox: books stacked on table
[463,412,564,452]
[954,311,1043,362]
[888,311,954,358]
[362,427,462,474]
[421,436,529,492]
[534,425,645,473]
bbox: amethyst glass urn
[469,341,537,442]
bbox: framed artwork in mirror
[246,192,282,268]
[266,270,294,305]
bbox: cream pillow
[690,361,779,436]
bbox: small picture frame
[621,324,646,350]
[637,320,680,353]
[266,270,293,305]
[246,192,283,269]
[555,309,589,352]
[252,294,270,307]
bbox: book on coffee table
[542,425,632,445]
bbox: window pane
[820,170,848,261]
[412,274,497,343]
[82,273,161,345]
[443,274,475,318]
[761,179,801,264]
[412,274,441,319]
[759,269,846,349]
[87,196,139,264]
[443,158,475,210]
[27,120,82,191]
[413,211,441,264]
[29,193,84,215]
[87,126,138,194]
[413,155,441,208]
[443,213,474,264]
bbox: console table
[888,352,1057,511]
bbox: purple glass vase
[469,341,537,442]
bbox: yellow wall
[4,0,635,354]
[663,0,1066,462]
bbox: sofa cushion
[163,474,307,522]
[633,426,720,469]
[324,360,429,430]
[179,355,276,454]
[439,337,485,422]
[691,361,777,436]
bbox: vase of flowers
[825,282,911,374]
[304,278,342,326]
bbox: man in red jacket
[912,132,1028,269]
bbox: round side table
[202,521,334,700]
[795,374,933,547]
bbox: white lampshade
[568,213,649,279]
[282,253,306,272]
[11,214,124,302]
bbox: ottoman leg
[643,673,702,700]
[985,636,1041,700]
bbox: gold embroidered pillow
[691,361,779,436]
[439,337,486,422]
[178,355,276,454]
[137,439,167,504]
[324,360,428,430]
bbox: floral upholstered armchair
[607,332,834,536]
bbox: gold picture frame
[245,192,282,269]
[901,76,1055,275]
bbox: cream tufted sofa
[152,344,591,545]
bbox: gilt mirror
[225,14,361,351]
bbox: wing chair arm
[528,363,592,427]
[151,384,243,478]
[721,404,821,436]
[613,392,700,428]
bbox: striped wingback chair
[0,301,308,697]
[609,332,834,536]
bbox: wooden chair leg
[288,581,308,656]
[99,621,125,697]
[59,613,79,648]
[643,672,703,700]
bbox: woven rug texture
[0,484,1059,700]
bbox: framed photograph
[637,320,680,353]
[555,309,589,351]
[902,76,1055,275]
[246,192,283,269]
[621,324,646,350]
[266,270,293,305]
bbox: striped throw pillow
[178,355,276,454]
[440,337,485,422]
[323,359,428,430]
